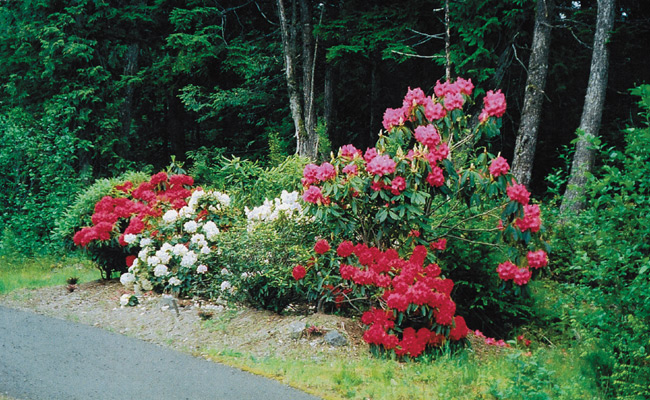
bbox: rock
[287,320,306,340]
[324,330,347,347]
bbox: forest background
[1,1,650,398]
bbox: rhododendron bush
[298,79,550,357]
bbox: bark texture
[561,0,616,213]
[511,0,554,187]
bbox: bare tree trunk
[561,0,615,213]
[369,52,379,140]
[444,0,451,80]
[323,64,334,140]
[277,0,319,160]
[511,0,554,187]
[119,43,139,138]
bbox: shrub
[297,80,550,358]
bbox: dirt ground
[0,280,368,362]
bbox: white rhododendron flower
[200,246,211,255]
[197,264,208,274]
[162,210,178,223]
[120,273,135,287]
[155,248,172,265]
[138,247,152,259]
[220,281,232,291]
[183,220,198,233]
[179,206,195,219]
[246,191,303,225]
[191,233,207,247]
[153,264,169,277]
[169,277,182,286]
[147,256,161,267]
[124,234,137,244]
[161,242,173,252]
[180,251,198,268]
[120,294,131,307]
[172,243,188,257]
[220,268,230,275]
[140,237,152,247]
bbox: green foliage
[212,217,322,313]
[547,85,650,399]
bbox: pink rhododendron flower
[426,166,445,187]
[302,163,319,186]
[456,78,474,96]
[516,204,542,232]
[302,185,326,204]
[366,155,397,176]
[364,147,378,163]
[391,176,406,195]
[340,144,361,159]
[507,183,530,205]
[292,265,307,280]
[430,238,447,251]
[527,250,548,269]
[413,125,441,148]
[314,239,331,254]
[514,267,532,286]
[342,163,358,176]
[489,156,510,177]
[316,162,336,181]
[426,143,450,165]
[424,101,446,121]
[444,92,465,110]
[497,261,517,281]
[402,87,427,110]
[382,107,405,131]
[482,89,507,118]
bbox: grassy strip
[0,254,100,295]
[203,343,602,399]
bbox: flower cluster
[245,191,304,225]
[73,172,196,248]
[310,239,469,358]
[119,189,232,295]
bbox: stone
[324,330,347,347]
[287,320,306,340]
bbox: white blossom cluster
[120,188,232,293]
[245,190,303,225]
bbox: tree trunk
[323,63,335,140]
[561,0,615,213]
[119,43,139,139]
[277,0,318,160]
[511,0,554,187]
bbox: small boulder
[324,330,348,347]
[288,320,306,340]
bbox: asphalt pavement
[0,306,321,400]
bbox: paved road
[0,306,320,400]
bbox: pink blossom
[413,125,441,148]
[302,164,319,186]
[342,163,358,176]
[496,261,517,281]
[426,166,445,187]
[527,250,548,269]
[426,143,450,165]
[425,101,447,121]
[513,267,532,286]
[444,92,465,111]
[402,87,427,110]
[316,162,336,181]
[382,107,406,131]
[391,176,406,195]
[489,156,510,177]
[366,155,396,176]
[507,183,530,205]
[364,147,378,163]
[340,144,361,159]
[482,90,507,118]
[302,185,325,204]
[456,78,474,96]
[516,204,542,233]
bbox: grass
[0,256,607,399]
[0,253,100,295]
[204,345,603,400]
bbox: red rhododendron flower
[430,238,447,251]
[292,265,307,280]
[527,250,548,269]
[507,183,530,205]
[489,156,510,177]
[366,155,396,176]
[413,125,441,148]
[409,230,421,238]
[449,315,469,341]
[482,89,507,118]
[314,239,331,254]
[115,181,133,193]
[339,263,356,280]
[337,241,355,258]
[169,174,194,187]
[149,171,168,186]
[126,255,136,267]
[497,261,517,281]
